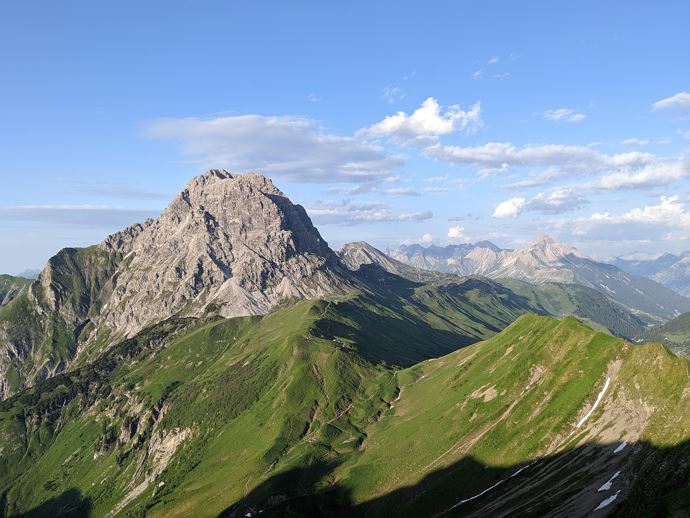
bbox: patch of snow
[594,490,621,510]
[577,377,610,428]
[598,471,620,491]
[613,441,627,454]
[158,481,165,487]
[123,251,134,260]
[452,479,505,508]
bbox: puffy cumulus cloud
[652,92,690,111]
[492,197,526,218]
[146,115,404,184]
[447,225,466,239]
[359,97,482,144]
[572,196,690,243]
[584,160,690,190]
[306,200,432,225]
[524,189,589,214]
[492,189,587,218]
[589,196,690,226]
[543,108,587,123]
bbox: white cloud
[542,108,587,123]
[652,92,690,111]
[425,142,653,172]
[677,129,690,140]
[146,114,404,183]
[383,86,405,104]
[421,233,435,244]
[477,163,509,177]
[384,187,420,197]
[585,160,689,190]
[524,189,588,214]
[447,225,466,239]
[621,138,650,146]
[572,196,690,244]
[487,57,499,65]
[359,97,482,144]
[306,200,432,225]
[493,197,526,218]
[307,93,322,103]
[0,205,158,228]
[472,69,483,79]
[492,189,587,218]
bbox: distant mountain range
[613,252,690,297]
[389,237,690,321]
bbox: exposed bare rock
[96,170,351,336]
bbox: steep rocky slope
[0,170,351,400]
[97,170,349,336]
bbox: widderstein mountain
[2,170,690,517]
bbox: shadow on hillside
[315,264,539,368]
[5,488,92,518]
[219,438,690,518]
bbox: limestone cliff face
[97,170,349,336]
[0,170,352,399]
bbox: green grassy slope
[3,296,690,517]
[640,311,690,357]
[498,278,649,340]
[0,278,533,518]
[0,246,122,398]
[0,274,31,308]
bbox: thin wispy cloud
[542,108,587,123]
[382,86,405,104]
[652,91,690,111]
[146,114,404,184]
[306,200,432,224]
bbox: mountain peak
[96,170,348,336]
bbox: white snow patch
[594,490,621,510]
[577,377,610,428]
[448,461,537,510]
[598,471,620,491]
[613,441,627,454]
[452,479,505,508]
[123,251,134,260]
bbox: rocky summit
[0,170,351,400]
[96,169,349,336]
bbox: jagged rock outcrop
[96,170,350,336]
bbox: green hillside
[0,274,31,308]
[641,311,690,357]
[2,296,690,517]
[498,278,649,340]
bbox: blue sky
[1,1,689,274]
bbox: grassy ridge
[3,287,690,516]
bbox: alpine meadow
[2,2,690,517]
